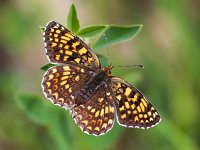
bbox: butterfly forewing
[110,77,161,129]
[43,21,100,67]
[72,84,115,136]
[42,65,94,109]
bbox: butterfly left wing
[110,77,161,129]
[72,84,115,136]
[43,21,100,68]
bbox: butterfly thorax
[93,70,107,81]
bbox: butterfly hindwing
[72,84,115,136]
[42,64,94,109]
[43,21,100,68]
[110,77,161,129]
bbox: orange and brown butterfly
[41,21,161,136]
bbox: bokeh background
[0,0,199,150]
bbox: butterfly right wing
[110,77,161,129]
[41,64,94,109]
[43,21,100,68]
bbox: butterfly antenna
[102,33,110,64]
[101,34,143,69]
[115,64,144,68]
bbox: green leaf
[15,93,74,150]
[39,26,45,32]
[76,124,123,150]
[67,4,80,33]
[77,25,106,38]
[15,93,52,125]
[40,63,57,71]
[92,24,143,51]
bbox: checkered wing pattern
[42,21,161,136]
[110,77,161,129]
[72,85,115,136]
[43,21,100,68]
[42,64,93,109]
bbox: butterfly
[41,21,161,136]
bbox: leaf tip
[138,24,143,30]
[39,26,45,32]
[40,63,56,71]
[139,24,143,27]
[67,3,80,32]
[71,3,75,8]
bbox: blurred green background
[0,0,199,150]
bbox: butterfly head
[102,64,114,75]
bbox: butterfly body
[42,21,161,136]
[72,66,111,106]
